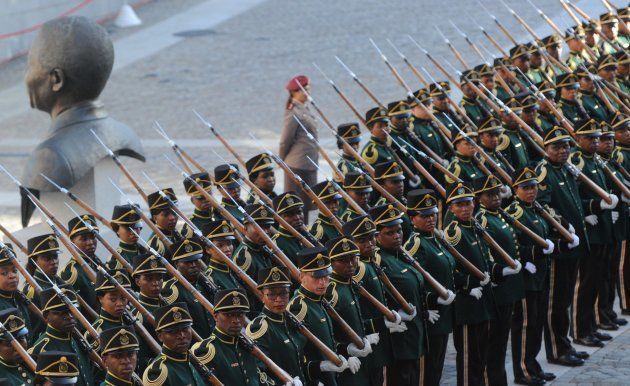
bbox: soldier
[599,12,621,55]
[534,80,560,133]
[509,45,532,90]
[443,182,493,386]
[372,161,413,242]
[477,117,511,172]
[507,167,569,385]
[161,239,214,338]
[527,44,553,85]
[582,21,601,58]
[272,192,307,266]
[360,107,394,168]
[578,65,612,123]
[342,215,405,386]
[214,164,247,223]
[386,100,420,183]
[0,308,33,385]
[34,351,80,386]
[143,303,205,386]
[541,35,564,73]
[565,27,587,72]
[472,175,525,386]
[597,54,621,96]
[59,214,100,311]
[309,181,343,245]
[615,51,630,94]
[131,253,166,338]
[99,326,139,386]
[370,204,427,386]
[556,73,590,125]
[403,189,457,386]
[569,119,619,347]
[0,246,32,343]
[335,123,363,180]
[497,95,531,171]
[460,69,492,126]
[146,188,183,260]
[28,285,96,386]
[611,113,630,314]
[106,204,145,271]
[411,87,450,160]
[192,289,274,386]
[246,267,306,384]
[180,172,216,239]
[246,153,278,204]
[325,236,380,386]
[618,7,630,48]
[445,125,484,184]
[475,64,496,97]
[430,81,465,140]
[200,220,243,291]
[535,126,588,366]
[233,204,277,282]
[339,172,372,222]
[287,246,353,385]
[519,93,545,165]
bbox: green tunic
[527,67,553,85]
[191,328,262,386]
[309,213,342,246]
[59,258,99,312]
[161,276,215,338]
[23,272,64,344]
[220,198,247,224]
[180,209,216,239]
[476,207,525,305]
[325,273,370,386]
[497,128,531,170]
[579,90,611,123]
[604,152,629,241]
[100,371,133,386]
[411,117,450,159]
[205,259,242,291]
[143,346,206,386]
[445,153,485,184]
[376,247,427,360]
[105,242,144,271]
[272,228,303,267]
[247,190,278,205]
[28,325,97,386]
[444,219,494,325]
[147,228,184,262]
[566,51,587,72]
[460,96,493,126]
[233,239,277,315]
[0,290,33,343]
[404,229,456,335]
[0,358,33,386]
[374,196,413,243]
[246,307,306,384]
[557,98,590,125]
[360,136,395,168]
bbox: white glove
[366,333,380,346]
[502,264,521,276]
[612,211,620,224]
[601,194,619,210]
[480,272,491,286]
[285,377,303,386]
[437,289,456,305]
[442,159,450,168]
[347,357,361,374]
[384,311,402,328]
[388,321,408,333]
[524,262,537,274]
[500,185,513,199]
[585,214,598,226]
[409,177,422,188]
[568,233,580,249]
[320,356,348,373]
[469,287,483,299]
[427,310,440,324]
[398,305,417,321]
[347,338,372,357]
[568,223,575,234]
[543,239,555,255]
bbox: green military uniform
[213,163,246,223]
[339,172,373,223]
[372,161,412,242]
[576,62,612,123]
[161,239,215,338]
[497,97,532,170]
[361,106,394,169]
[567,50,587,72]
[443,182,495,386]
[199,220,243,292]
[335,122,364,187]
[0,308,33,385]
[234,238,275,283]
[309,181,343,246]
[145,188,184,261]
[272,192,307,266]
[105,205,145,271]
[192,290,264,386]
[179,172,219,238]
[445,123,484,185]
[28,286,96,386]
[143,303,206,386]
[403,189,456,386]
[246,266,306,384]
[460,96,493,126]
[130,253,166,343]
[99,326,141,386]
[411,117,449,160]
[556,73,590,125]
[477,116,512,173]
[245,153,278,204]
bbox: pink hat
[286,75,309,92]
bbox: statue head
[25,16,114,116]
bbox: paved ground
[0,0,627,384]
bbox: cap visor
[516,180,538,188]
[418,207,439,215]
[450,196,474,204]
[379,218,404,228]
[48,377,78,384]
[310,266,333,278]
[178,253,204,262]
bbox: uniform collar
[0,289,14,299]
[277,226,296,239]
[370,135,386,145]
[413,229,434,238]
[214,328,237,345]
[118,241,138,253]
[193,208,212,219]
[208,259,229,272]
[99,309,123,323]
[222,198,245,208]
[162,345,188,361]
[45,325,71,341]
[516,198,534,208]
[243,237,263,251]
[331,272,351,284]
[298,286,323,302]
[103,372,133,386]
[455,151,473,162]
[317,212,332,225]
[262,307,285,323]
[479,204,499,215]
[139,293,161,307]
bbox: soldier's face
[384,178,404,199]
[481,77,494,94]
[0,337,27,363]
[411,212,437,233]
[72,233,97,256]
[46,309,76,333]
[177,259,201,282]
[603,23,618,40]
[455,139,477,157]
[207,238,234,260]
[300,272,330,296]
[135,273,163,298]
[547,44,561,59]
[34,253,59,277]
[98,290,129,318]
[154,209,177,231]
[514,57,530,72]
[191,195,211,211]
[331,255,358,280]
[579,77,594,91]
[546,142,571,163]
[462,84,476,99]
[599,67,617,82]
[371,121,391,141]
[598,136,615,156]
[158,326,192,353]
[577,135,600,154]
[391,114,410,130]
[282,208,304,229]
[560,87,577,101]
[530,53,542,68]
[262,286,291,314]
[450,200,475,221]
[102,350,137,381]
[254,170,276,192]
[323,198,340,217]
[478,190,502,211]
[516,184,538,204]
[354,234,376,259]
[567,38,584,52]
[215,311,247,336]
[521,109,537,125]
[221,186,241,201]
[0,265,19,292]
[433,96,448,111]
[117,224,141,245]
[479,132,500,150]
[246,223,272,244]
[585,32,598,47]
[376,224,403,250]
[615,126,630,145]
[618,63,629,77]
[348,190,371,209]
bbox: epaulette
[246,316,269,340]
[24,284,35,301]
[105,257,122,270]
[445,160,461,184]
[326,282,339,308]
[613,148,624,164]
[374,249,382,266]
[361,142,379,164]
[27,337,50,355]
[234,246,253,273]
[143,356,169,386]
[191,337,216,365]
[505,202,524,220]
[148,235,166,256]
[161,278,180,304]
[569,151,585,171]
[496,133,510,152]
[181,223,194,239]
[404,234,422,257]
[375,196,387,206]
[353,261,367,282]
[60,260,78,285]
[309,222,324,240]
[476,211,488,228]
[287,295,308,322]
[444,221,462,246]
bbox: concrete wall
[0,0,149,63]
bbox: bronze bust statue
[21,16,145,225]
